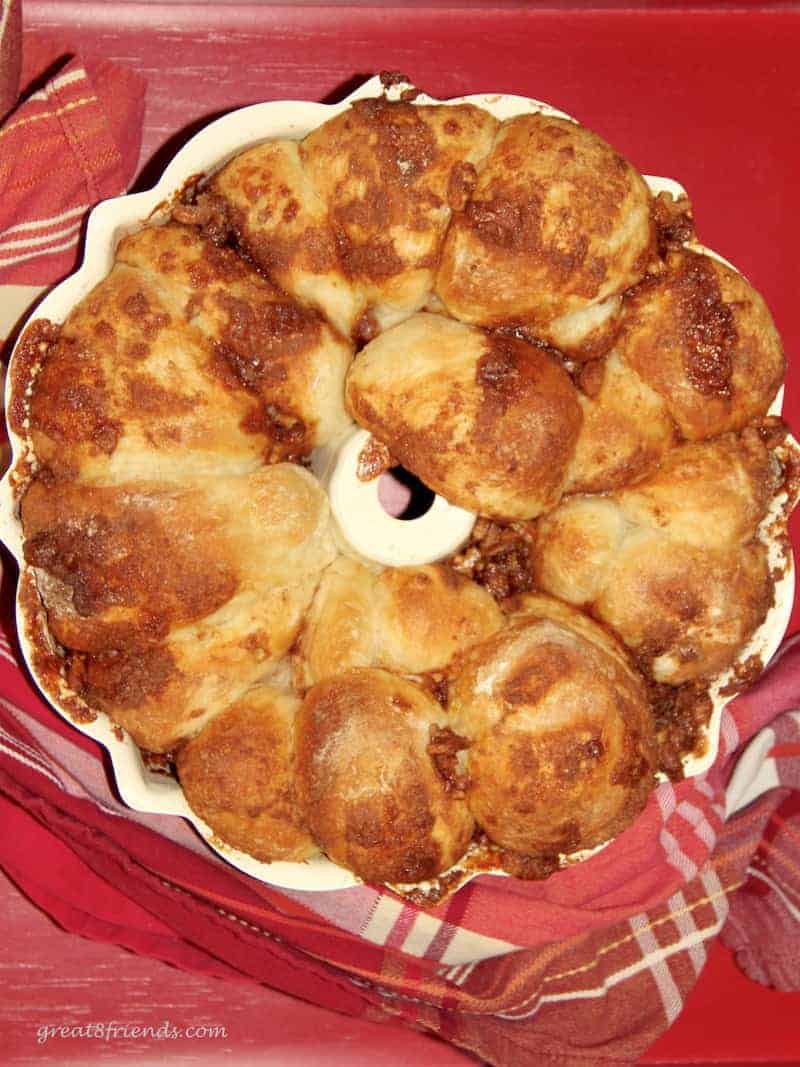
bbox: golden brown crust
[534,432,777,684]
[25,465,336,752]
[346,313,583,520]
[297,557,503,686]
[295,669,474,883]
[212,101,498,338]
[375,564,504,673]
[209,141,361,338]
[9,88,792,886]
[176,686,316,863]
[618,249,785,440]
[613,429,778,548]
[436,113,653,332]
[448,595,656,856]
[28,225,352,484]
[22,479,237,652]
[117,223,354,455]
[303,99,497,300]
[597,537,772,686]
[567,350,677,494]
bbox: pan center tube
[314,429,477,568]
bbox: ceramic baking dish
[1,75,794,892]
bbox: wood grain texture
[6,5,800,1061]
[0,865,473,1064]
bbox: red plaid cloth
[1,13,799,1065]
[0,2,143,288]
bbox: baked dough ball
[23,464,336,750]
[176,686,316,862]
[304,98,498,333]
[542,294,623,363]
[117,223,353,452]
[210,140,362,339]
[213,99,498,338]
[29,222,351,485]
[613,429,777,547]
[297,557,503,685]
[346,313,583,520]
[436,113,653,351]
[534,431,776,683]
[617,249,785,440]
[567,350,676,494]
[596,536,771,686]
[448,594,656,857]
[295,669,474,883]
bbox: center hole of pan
[377,467,436,521]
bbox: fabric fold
[1,24,799,1066]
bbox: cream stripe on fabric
[0,219,81,252]
[399,912,446,957]
[750,857,800,909]
[660,826,698,882]
[26,69,90,103]
[694,777,714,799]
[0,234,81,269]
[747,868,800,920]
[666,889,706,977]
[438,925,519,966]
[677,800,717,849]
[656,781,676,820]
[38,68,88,98]
[721,709,740,758]
[496,918,725,1021]
[2,203,89,237]
[0,736,64,789]
[0,722,63,775]
[360,896,404,946]
[726,727,779,817]
[699,866,729,929]
[452,961,477,986]
[629,911,682,1024]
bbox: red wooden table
[4,3,800,1064]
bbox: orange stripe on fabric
[53,89,122,204]
[768,809,800,848]
[753,857,800,907]
[295,876,746,1019]
[526,879,742,989]
[451,878,741,1015]
[0,135,82,186]
[711,839,767,876]
[153,856,749,1018]
[152,871,328,930]
[0,141,121,191]
[770,742,800,758]
[756,833,800,880]
[0,96,98,141]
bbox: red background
[5,3,800,1063]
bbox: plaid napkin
[0,0,144,308]
[2,634,799,1065]
[1,12,799,1065]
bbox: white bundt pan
[0,76,795,893]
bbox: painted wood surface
[0,865,476,1064]
[5,4,800,1063]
